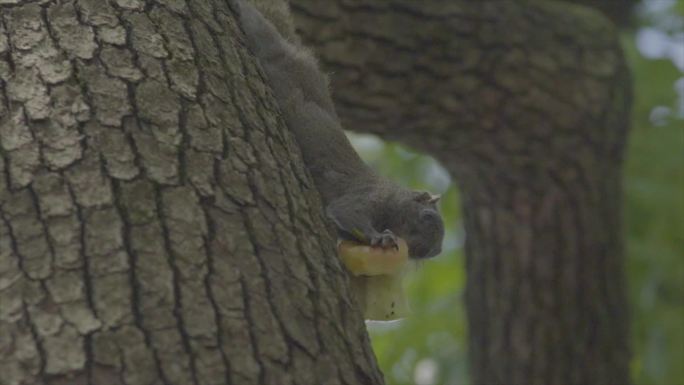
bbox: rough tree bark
[0,1,383,385]
[291,1,632,384]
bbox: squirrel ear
[415,191,440,204]
[414,191,431,202]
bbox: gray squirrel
[236,1,444,259]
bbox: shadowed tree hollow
[0,1,631,385]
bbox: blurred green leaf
[674,0,684,17]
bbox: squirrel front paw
[370,229,399,250]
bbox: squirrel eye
[420,209,437,222]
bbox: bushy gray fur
[237,0,444,258]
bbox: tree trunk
[566,0,637,27]
[291,1,632,384]
[0,1,383,384]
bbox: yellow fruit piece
[337,238,410,321]
[338,239,409,276]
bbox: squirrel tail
[236,0,337,117]
[235,0,373,200]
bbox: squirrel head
[394,191,444,259]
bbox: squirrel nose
[410,243,441,259]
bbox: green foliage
[622,29,684,385]
[349,3,684,381]
[349,135,468,385]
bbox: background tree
[309,1,684,384]
[291,0,633,384]
[0,1,383,384]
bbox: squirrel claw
[370,229,399,250]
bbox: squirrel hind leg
[237,0,337,117]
